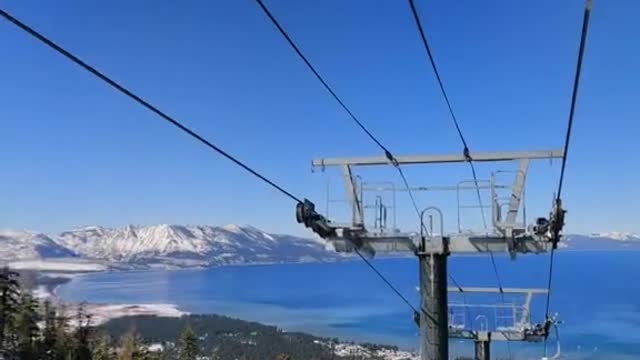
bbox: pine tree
[0,267,20,355]
[41,299,58,359]
[53,303,72,359]
[13,290,41,359]
[93,333,114,360]
[70,303,93,360]
[118,330,148,360]
[177,325,198,360]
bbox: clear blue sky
[1,0,638,236]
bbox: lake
[58,251,640,359]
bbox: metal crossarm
[312,150,563,169]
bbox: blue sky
[1,0,638,236]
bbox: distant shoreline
[34,273,188,326]
[25,248,640,327]
[8,247,640,275]
[41,271,418,358]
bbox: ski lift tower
[296,149,566,360]
[448,286,557,360]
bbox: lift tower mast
[296,149,566,360]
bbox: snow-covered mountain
[2,225,639,270]
[589,232,640,241]
[563,233,640,250]
[1,224,340,268]
[0,229,76,260]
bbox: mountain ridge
[1,225,638,269]
[56,224,340,267]
[0,229,77,260]
[1,224,341,268]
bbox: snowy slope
[3,223,638,269]
[563,233,640,250]
[55,224,340,266]
[0,229,76,260]
[589,232,640,241]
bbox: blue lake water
[58,251,640,359]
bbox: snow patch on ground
[222,224,243,234]
[315,341,416,360]
[85,303,187,325]
[8,259,106,272]
[147,343,164,352]
[30,283,187,326]
[32,285,51,300]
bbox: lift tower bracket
[300,149,566,360]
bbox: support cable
[487,251,505,294]
[544,251,557,320]
[0,8,302,204]
[255,0,390,157]
[447,274,463,293]
[448,274,471,329]
[544,1,592,355]
[556,0,592,201]
[408,3,508,356]
[355,249,437,325]
[407,0,487,229]
[0,8,431,332]
[254,0,427,229]
[396,166,425,228]
[486,245,513,359]
[490,255,513,359]
[407,0,464,148]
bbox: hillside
[101,314,413,360]
[562,233,640,250]
[1,224,343,269]
[0,229,76,260]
